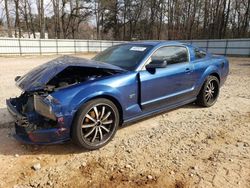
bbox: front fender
[69,84,123,113]
[51,71,138,122]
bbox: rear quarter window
[195,48,207,59]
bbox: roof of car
[126,40,185,46]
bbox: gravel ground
[0,56,249,188]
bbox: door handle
[185,68,191,73]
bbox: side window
[151,46,188,65]
[195,48,206,59]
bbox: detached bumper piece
[6,98,69,144]
[6,99,30,127]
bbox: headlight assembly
[45,94,61,105]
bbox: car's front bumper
[6,98,70,144]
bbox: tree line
[1,0,249,40]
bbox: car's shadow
[0,103,200,156]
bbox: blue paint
[7,41,229,144]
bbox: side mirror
[145,60,167,69]
[15,76,21,82]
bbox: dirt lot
[0,55,249,188]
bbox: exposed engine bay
[11,66,120,129]
[45,66,118,92]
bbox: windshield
[92,44,153,71]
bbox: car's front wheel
[196,75,220,107]
[72,98,119,150]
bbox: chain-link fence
[0,38,249,56]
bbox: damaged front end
[7,56,124,144]
[7,92,69,144]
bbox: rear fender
[195,65,221,93]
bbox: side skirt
[122,97,196,125]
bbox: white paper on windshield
[129,46,147,51]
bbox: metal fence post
[248,40,250,57]
[56,39,58,55]
[224,39,228,56]
[18,38,22,56]
[87,40,89,53]
[74,39,76,54]
[39,39,42,55]
[206,40,209,52]
[100,40,102,52]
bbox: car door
[139,45,196,110]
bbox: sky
[0,0,95,26]
[0,0,56,21]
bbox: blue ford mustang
[7,41,229,149]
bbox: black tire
[196,76,220,107]
[72,98,119,150]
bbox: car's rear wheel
[196,75,220,107]
[72,98,119,150]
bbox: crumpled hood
[16,56,124,92]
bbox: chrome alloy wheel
[205,80,219,104]
[81,104,116,144]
